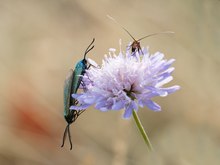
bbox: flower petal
[123,105,133,119]
[156,76,173,87]
[83,97,96,104]
[87,58,99,68]
[131,101,138,111]
[112,100,125,110]
[144,100,161,111]
[70,104,90,110]
[95,101,107,110]
[161,85,181,94]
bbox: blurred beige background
[0,0,220,164]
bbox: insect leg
[77,109,86,116]
[61,125,68,148]
[80,80,87,92]
[138,48,144,55]
[67,124,73,150]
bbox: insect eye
[83,59,87,64]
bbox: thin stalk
[132,110,153,151]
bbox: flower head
[70,44,180,118]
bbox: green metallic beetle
[61,38,95,150]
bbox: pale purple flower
[70,45,180,118]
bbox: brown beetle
[107,15,174,55]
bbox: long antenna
[107,15,136,41]
[107,15,175,42]
[137,31,175,41]
[84,38,95,59]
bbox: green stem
[132,110,153,151]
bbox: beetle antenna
[84,38,95,59]
[137,31,175,41]
[107,15,136,41]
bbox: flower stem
[132,110,153,151]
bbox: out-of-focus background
[0,0,220,164]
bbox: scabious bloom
[70,44,180,119]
